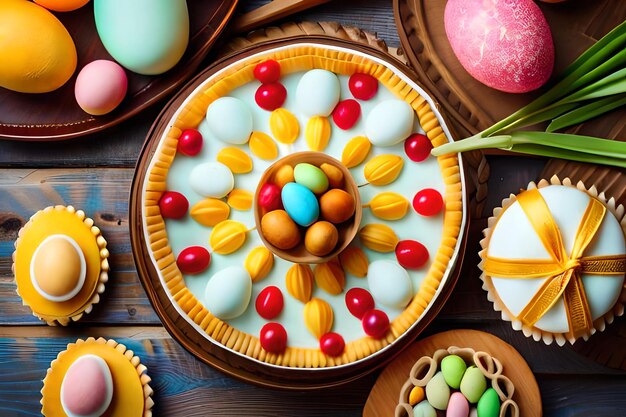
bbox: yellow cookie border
[12,205,109,326]
[41,337,153,417]
[143,45,464,367]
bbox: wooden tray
[129,24,475,390]
[363,329,542,417]
[0,0,237,141]
[393,0,626,140]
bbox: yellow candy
[286,264,313,303]
[409,386,425,405]
[314,261,345,295]
[359,223,399,252]
[342,136,371,168]
[190,198,230,227]
[209,220,247,255]
[364,154,404,186]
[270,108,299,144]
[319,163,344,189]
[217,147,253,174]
[303,298,334,339]
[273,164,295,189]
[305,116,331,151]
[244,246,274,282]
[365,192,410,220]
[249,131,278,160]
[227,189,253,211]
[338,246,369,277]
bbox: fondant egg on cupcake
[94,0,189,75]
[480,177,626,345]
[12,206,109,326]
[0,0,77,93]
[42,337,153,417]
[75,60,128,115]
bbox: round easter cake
[136,43,466,369]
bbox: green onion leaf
[547,94,626,132]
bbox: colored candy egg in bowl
[254,151,362,264]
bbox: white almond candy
[189,162,234,198]
[205,97,253,144]
[295,69,341,117]
[365,99,414,147]
[204,266,252,320]
[367,260,413,308]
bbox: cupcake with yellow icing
[41,337,153,417]
[12,205,109,325]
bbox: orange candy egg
[319,189,355,224]
[35,0,90,12]
[304,221,338,256]
[261,210,301,250]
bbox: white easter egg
[189,162,234,198]
[295,69,341,117]
[204,266,252,320]
[365,100,414,147]
[367,260,413,308]
[205,97,253,144]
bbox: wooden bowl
[254,151,362,264]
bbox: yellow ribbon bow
[484,188,626,339]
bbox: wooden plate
[363,329,542,417]
[393,0,626,140]
[129,28,471,389]
[0,0,237,141]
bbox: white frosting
[365,99,415,147]
[367,260,413,308]
[295,69,341,117]
[189,162,234,198]
[30,234,86,302]
[60,354,113,417]
[140,43,467,368]
[204,266,252,320]
[488,185,626,333]
[205,97,253,144]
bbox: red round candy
[253,59,281,83]
[404,133,432,162]
[256,286,284,320]
[255,83,287,111]
[320,332,345,357]
[395,240,429,269]
[362,309,390,338]
[332,99,361,130]
[345,287,375,319]
[260,322,287,353]
[348,73,378,100]
[176,246,211,274]
[159,191,189,219]
[177,129,203,156]
[258,183,283,211]
[412,188,444,216]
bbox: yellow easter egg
[313,261,345,295]
[342,136,371,168]
[244,246,274,282]
[366,192,410,220]
[270,108,299,144]
[305,116,331,151]
[35,0,89,12]
[273,164,295,188]
[227,189,253,211]
[217,147,253,174]
[31,235,85,300]
[190,198,230,227]
[0,0,77,93]
[285,264,313,303]
[359,223,399,252]
[303,298,334,340]
[364,154,404,186]
[319,163,344,189]
[209,220,247,255]
[338,246,368,277]
[249,131,278,160]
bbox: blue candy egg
[281,183,319,226]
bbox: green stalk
[547,94,626,132]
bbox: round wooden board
[0,0,237,141]
[130,23,473,389]
[363,329,542,417]
[541,159,626,371]
[393,0,626,141]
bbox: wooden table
[1,1,625,415]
